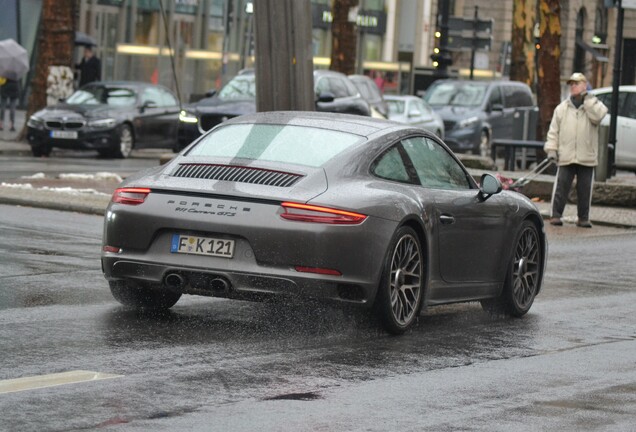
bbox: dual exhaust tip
[163,272,230,294]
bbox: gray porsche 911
[102,111,547,334]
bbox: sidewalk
[1,109,635,227]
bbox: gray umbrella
[0,38,29,80]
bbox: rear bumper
[102,257,375,305]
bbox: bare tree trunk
[330,0,358,75]
[24,0,75,132]
[510,0,536,86]
[536,0,561,141]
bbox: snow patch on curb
[1,182,109,196]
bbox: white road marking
[0,370,123,394]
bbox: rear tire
[374,226,424,334]
[109,280,181,310]
[481,220,542,317]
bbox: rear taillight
[295,266,342,276]
[280,202,367,225]
[111,187,151,205]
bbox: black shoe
[576,220,592,228]
[549,218,563,226]
[10,125,15,132]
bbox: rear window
[188,124,364,167]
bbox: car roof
[592,85,636,93]
[223,111,408,138]
[431,79,530,88]
[384,95,419,101]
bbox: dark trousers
[0,96,17,125]
[550,164,594,221]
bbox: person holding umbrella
[76,45,101,87]
[0,76,20,131]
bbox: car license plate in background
[170,234,235,258]
[50,130,78,139]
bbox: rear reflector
[281,202,367,225]
[295,266,342,276]
[102,245,121,253]
[112,188,151,205]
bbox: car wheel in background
[479,130,490,158]
[109,280,182,310]
[114,124,134,158]
[374,226,424,334]
[481,220,542,317]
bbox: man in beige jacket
[544,72,608,228]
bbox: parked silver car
[384,95,444,139]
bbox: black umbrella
[75,31,97,47]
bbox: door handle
[440,214,455,225]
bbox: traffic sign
[448,16,494,35]
[447,34,492,52]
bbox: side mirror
[141,100,158,112]
[490,103,504,112]
[316,91,335,103]
[204,89,217,98]
[408,109,421,118]
[478,173,502,201]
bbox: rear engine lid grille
[172,163,304,187]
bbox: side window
[328,78,349,98]
[596,92,611,107]
[315,77,330,96]
[515,88,534,106]
[141,87,162,106]
[401,136,471,190]
[624,93,636,120]
[489,86,503,108]
[503,86,533,108]
[159,88,178,107]
[342,77,359,97]
[371,145,412,183]
[616,92,629,117]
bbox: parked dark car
[26,81,180,158]
[348,74,389,117]
[177,69,371,149]
[423,80,535,157]
[103,111,546,334]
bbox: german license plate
[50,130,78,139]
[170,234,235,258]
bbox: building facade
[1,0,634,103]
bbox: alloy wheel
[119,126,133,158]
[512,226,540,309]
[389,233,422,326]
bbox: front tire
[481,220,542,317]
[113,124,134,159]
[374,226,424,334]
[109,280,181,310]
[31,145,51,157]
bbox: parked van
[423,80,535,157]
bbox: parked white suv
[591,85,636,172]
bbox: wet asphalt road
[0,204,635,431]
